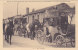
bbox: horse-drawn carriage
[14,16,27,36]
[35,12,75,47]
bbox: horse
[26,19,41,40]
[43,22,58,43]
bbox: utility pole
[17,2,19,15]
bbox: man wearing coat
[6,20,13,45]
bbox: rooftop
[24,3,71,16]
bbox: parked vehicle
[13,17,27,36]
[35,12,75,47]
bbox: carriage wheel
[71,38,75,47]
[36,30,45,44]
[65,37,75,47]
[55,35,66,47]
[70,35,75,47]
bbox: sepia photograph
[3,2,75,48]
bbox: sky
[3,2,75,19]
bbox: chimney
[26,7,29,14]
[32,9,35,12]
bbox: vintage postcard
[0,0,78,50]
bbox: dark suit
[6,25,13,45]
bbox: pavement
[3,35,55,48]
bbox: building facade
[24,3,75,25]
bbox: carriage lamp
[68,13,73,24]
